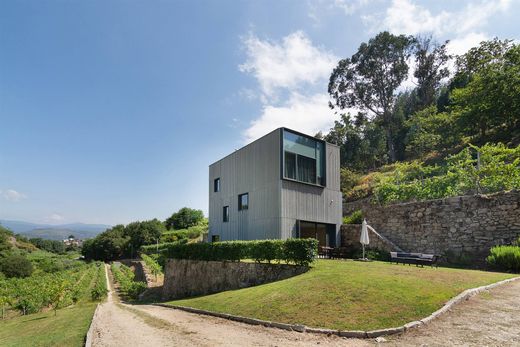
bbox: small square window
[211,235,220,242]
[238,193,249,211]
[214,178,220,192]
[223,206,229,222]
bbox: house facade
[208,128,342,247]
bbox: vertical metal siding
[208,129,282,241]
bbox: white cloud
[239,31,337,99]
[244,93,337,143]
[240,31,340,143]
[376,0,511,37]
[47,213,65,222]
[446,32,489,56]
[332,0,372,15]
[1,189,27,202]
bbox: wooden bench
[390,252,438,267]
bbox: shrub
[486,245,520,272]
[249,240,283,263]
[161,239,318,266]
[282,239,318,266]
[0,254,33,278]
[343,210,363,224]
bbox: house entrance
[299,221,336,247]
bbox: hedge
[161,238,318,266]
[486,245,520,273]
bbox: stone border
[153,276,520,339]
[84,303,100,347]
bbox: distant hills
[0,219,111,241]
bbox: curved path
[90,264,520,346]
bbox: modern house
[208,128,342,247]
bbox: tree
[451,39,520,142]
[125,219,165,256]
[0,255,33,278]
[413,36,450,109]
[165,207,204,230]
[329,31,415,162]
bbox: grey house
[208,128,342,247]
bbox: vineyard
[111,262,147,299]
[0,261,106,319]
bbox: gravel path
[90,264,370,347]
[90,265,520,347]
[385,279,520,346]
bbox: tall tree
[413,36,450,109]
[451,39,520,141]
[328,31,414,162]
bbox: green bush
[282,239,318,266]
[343,210,363,224]
[249,240,283,263]
[486,245,520,272]
[161,239,318,266]
[0,254,33,278]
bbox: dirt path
[385,279,520,346]
[90,265,520,347]
[90,264,370,347]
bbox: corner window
[214,178,220,192]
[282,129,325,186]
[238,193,249,211]
[222,206,229,222]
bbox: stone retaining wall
[342,190,520,264]
[341,224,398,252]
[162,259,308,300]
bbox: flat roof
[209,127,339,167]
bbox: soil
[90,265,520,346]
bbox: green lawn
[168,260,515,331]
[0,303,97,347]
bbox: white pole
[362,244,365,260]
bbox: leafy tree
[451,40,520,142]
[29,238,66,254]
[0,254,33,278]
[165,207,204,230]
[329,31,415,162]
[125,219,165,257]
[413,36,450,110]
[81,225,129,261]
[324,113,387,170]
[405,106,458,158]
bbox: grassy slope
[0,303,97,347]
[169,260,515,331]
[0,261,105,347]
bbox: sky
[1,0,519,226]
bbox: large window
[238,193,249,211]
[222,206,229,222]
[214,178,220,192]
[282,129,325,185]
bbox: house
[208,127,342,247]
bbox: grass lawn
[0,302,97,347]
[168,260,516,331]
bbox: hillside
[0,220,110,240]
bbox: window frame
[222,205,229,222]
[214,178,220,192]
[238,193,249,211]
[280,128,326,187]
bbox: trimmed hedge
[486,245,520,272]
[161,238,318,266]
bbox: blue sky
[1,0,519,225]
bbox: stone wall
[342,190,520,264]
[341,224,401,252]
[162,259,308,300]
